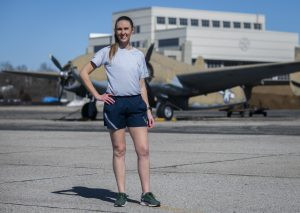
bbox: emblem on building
[239,37,250,51]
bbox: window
[212,20,220,28]
[191,19,199,26]
[158,38,179,47]
[131,41,140,47]
[254,23,262,30]
[168,55,177,60]
[201,19,210,27]
[233,22,241,28]
[277,74,289,81]
[223,21,231,28]
[180,18,188,26]
[135,25,140,33]
[157,16,165,24]
[244,22,251,29]
[168,17,176,25]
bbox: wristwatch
[147,106,152,111]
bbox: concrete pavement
[0,106,300,212]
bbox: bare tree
[16,65,28,71]
[39,62,55,71]
[0,61,14,71]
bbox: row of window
[131,38,179,48]
[94,41,143,50]
[134,25,140,34]
[131,41,140,47]
[157,16,262,30]
[158,38,179,47]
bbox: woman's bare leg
[109,128,126,193]
[128,127,150,193]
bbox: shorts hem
[127,124,148,128]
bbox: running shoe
[140,192,161,207]
[114,192,128,207]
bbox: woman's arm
[79,62,114,104]
[140,78,154,128]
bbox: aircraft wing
[91,80,107,94]
[2,70,60,79]
[176,61,300,95]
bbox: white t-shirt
[91,46,149,96]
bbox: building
[87,6,299,80]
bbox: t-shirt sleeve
[139,54,149,79]
[90,47,107,68]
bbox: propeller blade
[145,80,155,108]
[49,54,63,71]
[144,43,155,102]
[62,61,72,71]
[146,62,154,80]
[58,84,64,102]
[145,43,154,63]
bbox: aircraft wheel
[157,104,173,121]
[81,102,98,120]
[227,112,232,117]
[249,112,253,117]
[263,112,267,117]
[240,111,245,117]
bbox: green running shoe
[114,192,128,207]
[140,192,161,207]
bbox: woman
[79,16,160,207]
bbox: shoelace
[144,192,155,199]
[117,193,127,199]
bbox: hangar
[87,6,298,79]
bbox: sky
[0,0,300,70]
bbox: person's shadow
[52,186,140,204]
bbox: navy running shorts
[103,94,148,130]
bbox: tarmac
[0,105,300,213]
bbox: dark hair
[109,16,134,60]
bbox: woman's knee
[137,146,149,158]
[113,145,126,158]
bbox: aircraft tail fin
[193,56,205,70]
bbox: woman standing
[79,16,160,207]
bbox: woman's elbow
[80,63,92,77]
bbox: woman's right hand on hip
[95,93,115,104]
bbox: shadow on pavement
[52,186,139,204]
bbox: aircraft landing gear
[156,103,174,121]
[81,101,97,120]
[249,109,267,117]
[227,111,232,117]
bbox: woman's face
[115,20,133,46]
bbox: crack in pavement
[0,163,107,170]
[0,172,99,185]
[0,146,108,155]
[1,152,298,173]
[152,171,300,179]
[0,202,123,213]
[0,163,103,169]
[1,125,300,136]
[150,153,291,170]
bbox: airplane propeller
[144,43,156,107]
[49,54,75,101]
[145,43,155,82]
